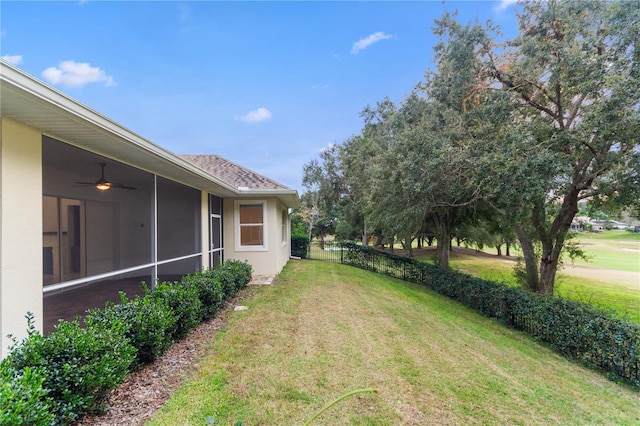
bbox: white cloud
[2,55,23,65]
[238,107,272,123]
[311,84,329,90]
[494,0,518,13]
[319,142,336,154]
[41,60,116,88]
[351,32,394,54]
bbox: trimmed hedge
[0,260,253,425]
[149,281,203,341]
[0,364,54,425]
[339,242,640,386]
[181,270,225,320]
[291,236,310,258]
[1,314,135,425]
[88,292,177,366]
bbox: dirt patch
[559,263,639,289]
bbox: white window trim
[234,199,268,252]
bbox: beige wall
[223,197,291,276]
[1,118,43,358]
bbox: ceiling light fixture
[95,180,111,191]
[95,163,111,190]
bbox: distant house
[570,216,591,232]
[0,60,299,357]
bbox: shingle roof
[180,154,290,191]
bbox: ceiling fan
[75,162,136,191]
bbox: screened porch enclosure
[42,136,215,330]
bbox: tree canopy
[300,0,639,294]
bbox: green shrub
[0,363,54,425]
[3,315,134,425]
[182,270,225,320]
[223,260,253,291]
[291,236,309,258]
[88,292,176,366]
[209,267,236,299]
[0,261,256,425]
[149,281,203,340]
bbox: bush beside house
[291,236,310,258]
[0,260,252,425]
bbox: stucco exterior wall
[1,117,42,358]
[223,197,291,276]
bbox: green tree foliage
[471,0,639,293]
[299,0,639,291]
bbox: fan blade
[111,183,137,190]
[73,163,136,190]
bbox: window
[236,200,267,251]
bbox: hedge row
[0,260,252,425]
[291,236,310,259]
[339,242,640,386]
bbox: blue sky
[1,1,519,193]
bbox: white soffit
[1,60,237,198]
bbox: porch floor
[43,274,275,334]
[43,277,148,335]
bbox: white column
[1,118,43,358]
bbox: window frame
[234,200,268,252]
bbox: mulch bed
[76,286,258,425]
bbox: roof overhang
[1,59,300,208]
[235,188,300,210]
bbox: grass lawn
[149,261,639,425]
[428,248,640,323]
[572,230,640,272]
[410,230,639,324]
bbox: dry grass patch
[149,260,639,425]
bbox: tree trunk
[403,235,414,257]
[505,242,511,257]
[512,185,580,295]
[514,223,542,292]
[536,186,580,294]
[436,220,451,269]
[496,244,502,256]
[362,223,369,246]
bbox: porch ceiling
[1,60,300,207]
